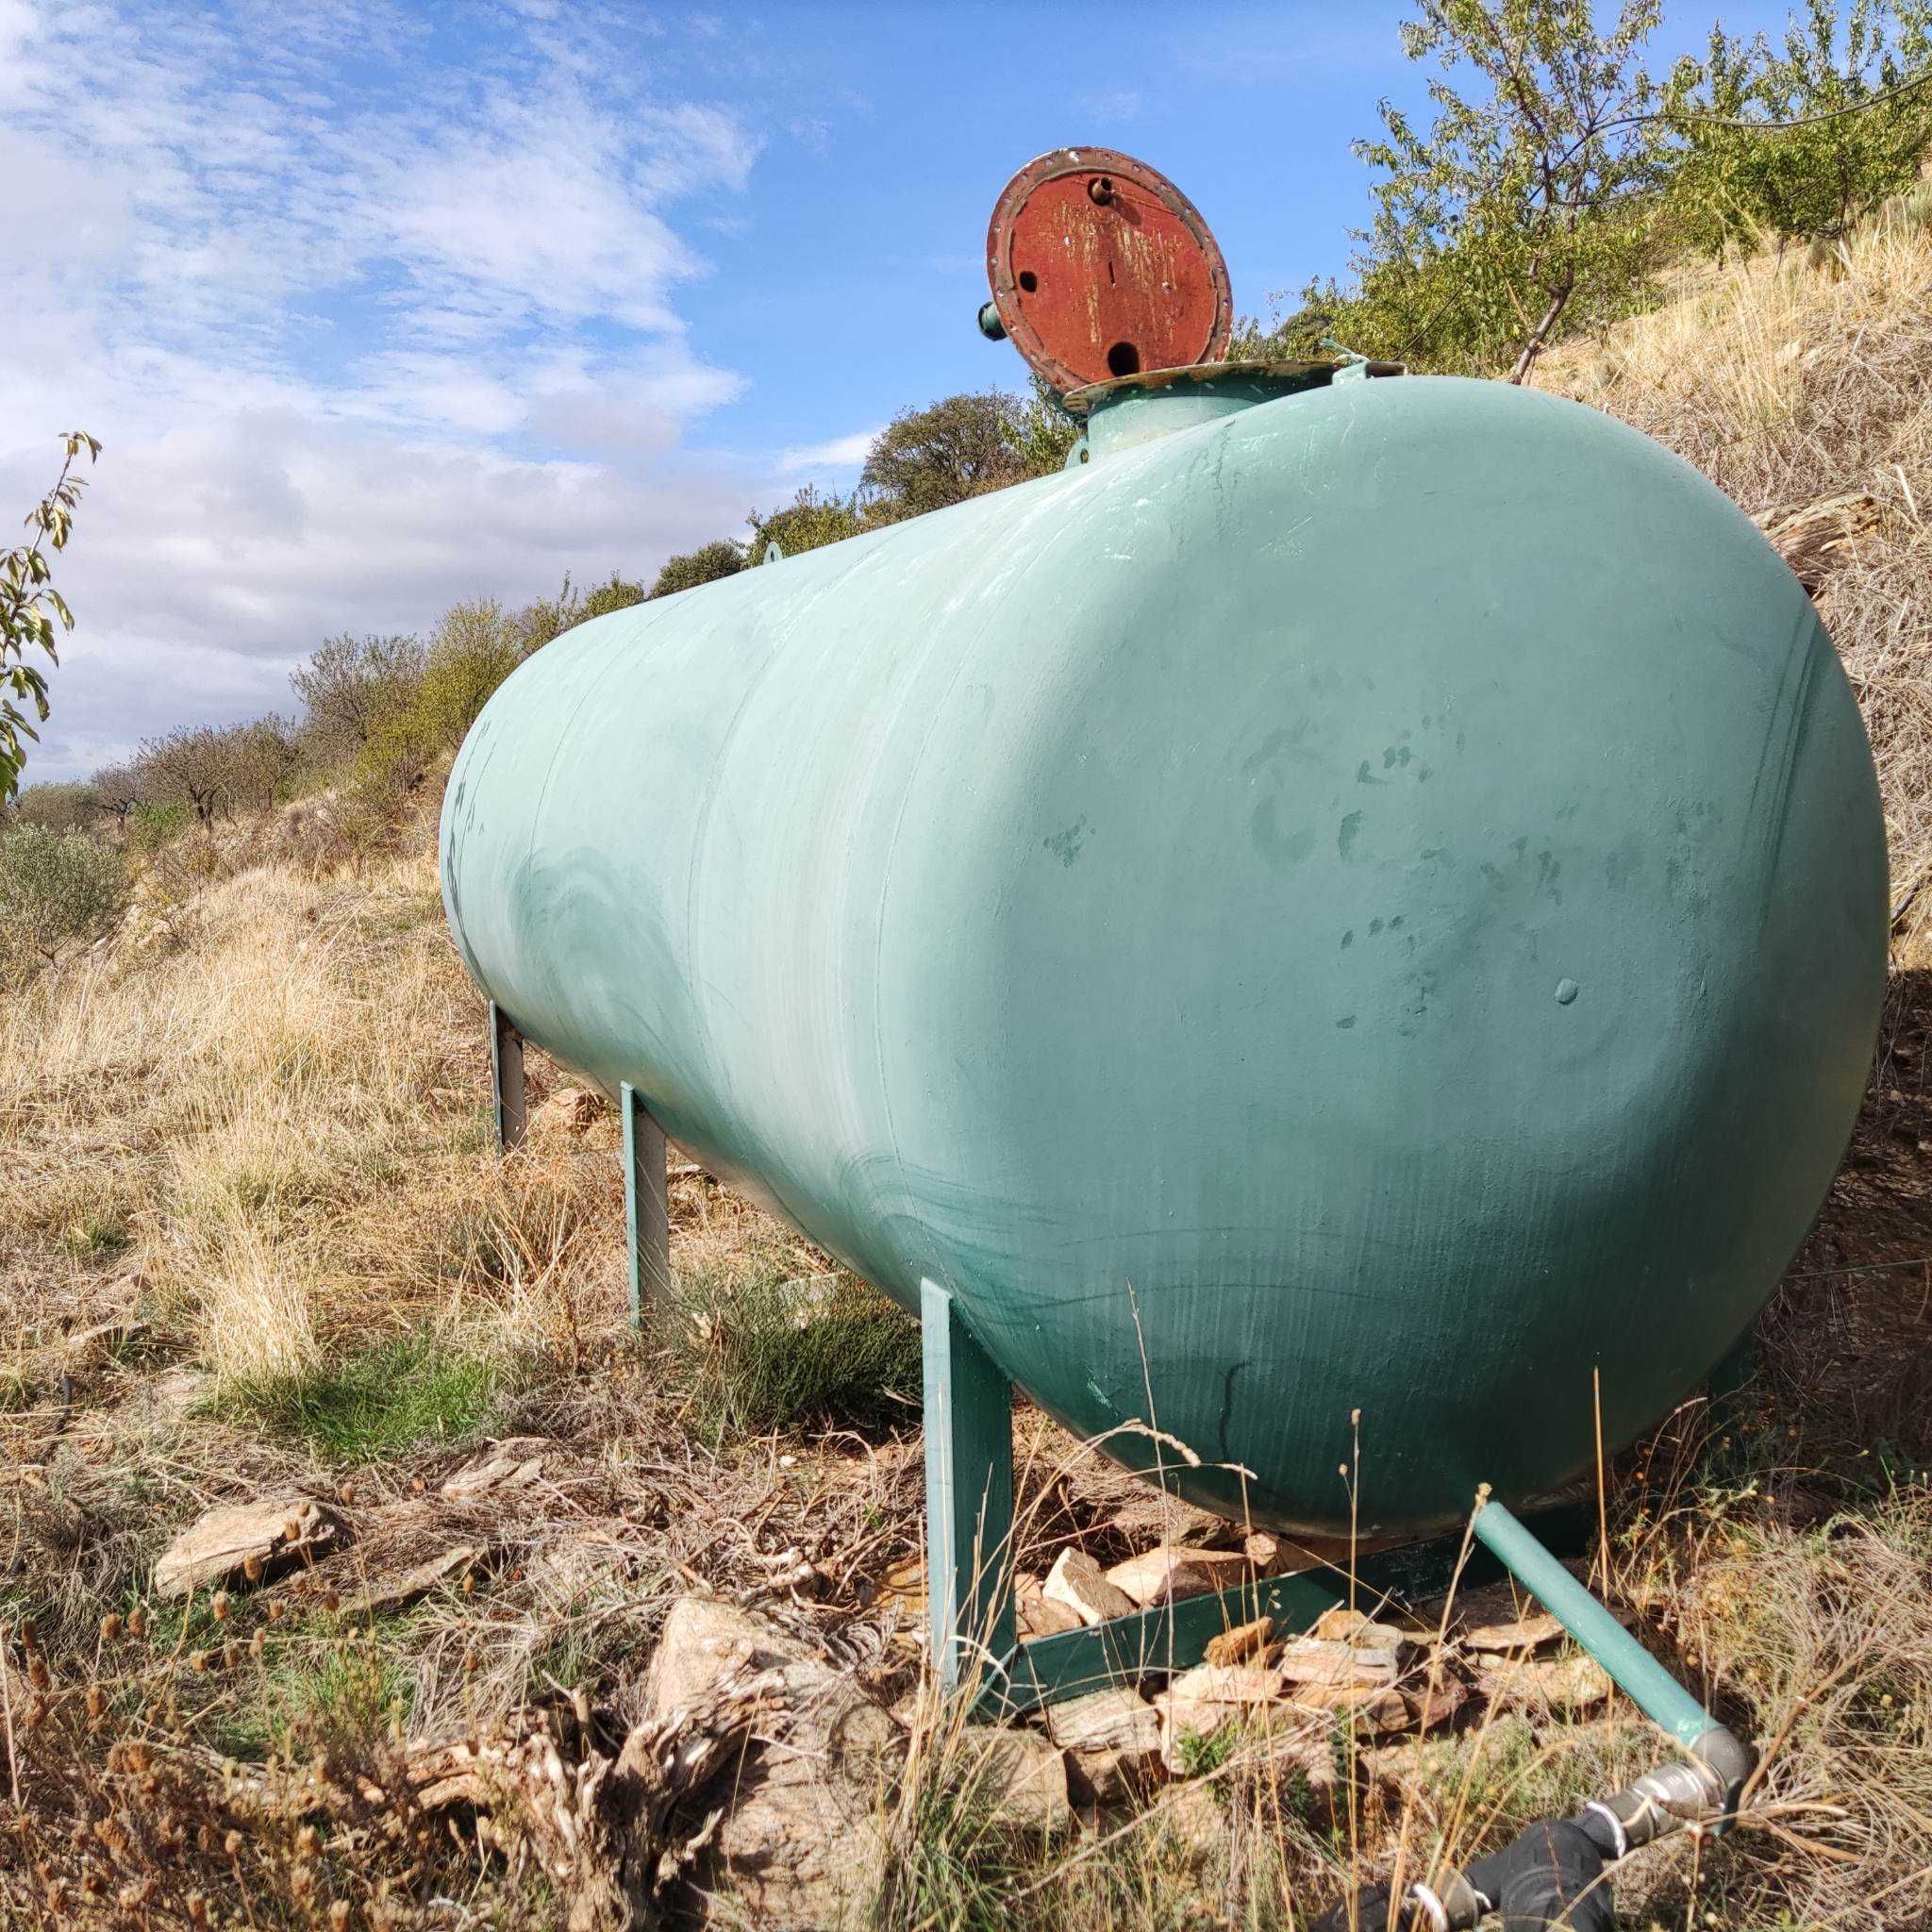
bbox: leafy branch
[2,431,102,800]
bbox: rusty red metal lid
[985,148,1234,394]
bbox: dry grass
[1543,188,1932,946]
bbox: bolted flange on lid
[984,147,1234,394]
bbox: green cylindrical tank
[441,369,1886,1537]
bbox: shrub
[0,824,125,983]
[1674,3,1932,254]
[8,780,97,832]
[649,541,744,598]
[128,801,189,852]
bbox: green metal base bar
[621,1082,670,1330]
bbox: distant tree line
[654,384,1077,594]
[0,389,1078,888]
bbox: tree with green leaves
[1276,0,1684,380]
[746,486,871,560]
[1673,1,1932,253]
[7,780,97,833]
[741,389,1076,566]
[356,599,523,791]
[2,432,101,800]
[574,572,647,624]
[649,541,744,598]
[228,714,303,812]
[860,388,1073,517]
[512,572,648,648]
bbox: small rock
[155,1495,341,1599]
[956,1728,1074,1836]
[1312,1606,1405,1650]
[1106,1544,1250,1607]
[1477,1650,1613,1715]
[440,1437,551,1503]
[335,1544,481,1618]
[1407,1672,1473,1732]
[1150,1780,1226,1868]
[1360,1737,1439,1807]
[1047,1689,1164,1807]
[1105,1493,1239,1549]
[1275,1636,1399,1689]
[530,1087,604,1137]
[875,1556,927,1621]
[1203,1616,1274,1668]
[1044,1686,1163,1756]
[1043,1549,1138,1627]
[640,1597,899,1925]
[1156,1665,1287,1773]
[1066,1741,1158,1807]
[1243,1530,1289,1574]
[1288,1680,1413,1733]
[1016,1577,1084,1641]
[1461,1611,1565,1654]
[1163,1662,1286,1707]
[1246,1724,1341,1812]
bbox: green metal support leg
[622,1082,670,1330]
[490,1002,525,1155]
[922,1281,1016,1690]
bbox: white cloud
[779,427,882,474]
[0,0,776,780]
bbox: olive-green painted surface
[441,374,1886,1536]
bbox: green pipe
[1472,1495,1714,1750]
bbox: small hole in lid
[1018,269,1039,293]
[1106,341,1141,376]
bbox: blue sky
[1,0,1797,778]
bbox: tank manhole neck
[1062,359,1388,461]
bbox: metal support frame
[490,1002,526,1154]
[923,1281,1016,1688]
[622,1082,671,1329]
[491,1012,667,1331]
[917,1285,1603,1718]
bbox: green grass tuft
[664,1262,922,1440]
[222,1331,495,1460]
[60,1209,130,1262]
[220,1630,415,1762]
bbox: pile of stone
[991,1521,1616,1817]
